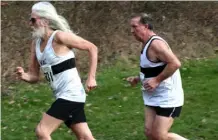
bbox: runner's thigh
[37,113,63,135]
[145,106,156,131]
[70,122,93,139]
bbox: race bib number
[41,65,54,83]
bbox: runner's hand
[15,67,25,80]
[143,77,160,92]
[126,76,139,87]
[85,78,97,92]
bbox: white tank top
[35,30,86,102]
[140,35,184,107]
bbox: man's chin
[32,33,44,39]
[32,35,41,39]
[134,36,140,41]
[32,28,45,39]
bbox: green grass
[2,57,218,140]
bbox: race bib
[139,72,146,91]
[41,65,54,83]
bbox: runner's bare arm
[152,39,181,83]
[16,41,40,83]
[55,31,98,91]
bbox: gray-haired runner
[127,13,188,140]
[15,2,98,140]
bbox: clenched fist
[15,67,25,80]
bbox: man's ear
[144,24,149,29]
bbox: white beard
[32,27,46,39]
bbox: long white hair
[32,2,73,33]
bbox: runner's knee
[77,132,95,140]
[35,124,50,139]
[144,127,152,138]
[152,130,168,140]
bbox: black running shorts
[146,105,182,118]
[46,98,86,128]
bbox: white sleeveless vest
[35,31,86,102]
[140,35,184,107]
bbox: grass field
[2,57,218,140]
